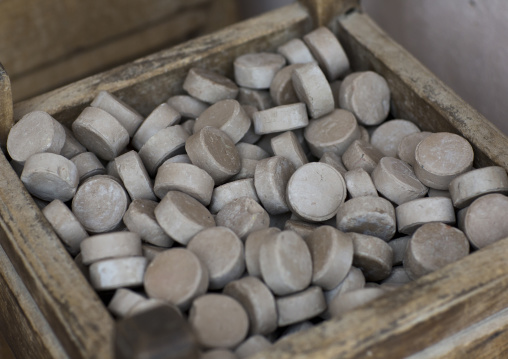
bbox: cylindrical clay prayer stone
[185,126,241,185]
[132,103,181,150]
[183,68,239,104]
[396,197,456,235]
[350,233,394,281]
[321,266,365,319]
[115,150,156,201]
[245,228,281,278]
[193,99,251,144]
[414,132,474,190]
[216,197,270,240]
[235,335,271,359]
[404,222,469,280]
[342,140,384,174]
[339,71,390,126]
[286,162,347,222]
[253,103,308,135]
[370,120,421,158]
[80,232,142,265]
[329,287,386,318]
[189,294,249,349]
[209,178,259,214]
[276,286,326,326]
[277,38,315,64]
[223,276,278,336]
[72,107,130,161]
[238,88,273,110]
[397,131,432,165]
[271,131,308,169]
[89,256,147,291]
[21,153,79,202]
[60,126,87,160]
[234,52,286,89]
[270,64,305,106]
[144,248,209,310]
[187,227,245,289]
[72,175,129,233]
[7,111,66,165]
[166,95,208,119]
[154,191,215,245]
[344,168,378,198]
[71,152,106,183]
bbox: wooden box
[1,0,508,358]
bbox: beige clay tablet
[234,52,286,89]
[414,132,474,190]
[231,158,258,181]
[397,131,432,165]
[284,220,318,239]
[277,38,315,64]
[126,298,179,317]
[372,157,428,205]
[395,197,456,235]
[342,139,384,174]
[21,153,79,202]
[286,162,347,222]
[404,222,469,279]
[253,103,308,135]
[164,154,192,164]
[303,27,349,80]
[245,228,281,278]
[259,230,312,296]
[80,231,142,265]
[270,64,304,106]
[329,287,386,318]
[89,256,147,291]
[271,131,308,169]
[154,191,215,245]
[181,119,195,135]
[223,276,277,336]
[189,294,249,349]
[123,199,173,247]
[72,107,129,161]
[209,178,259,213]
[183,67,239,104]
[339,71,390,126]
[60,126,87,160]
[185,126,241,185]
[166,95,208,119]
[144,248,208,310]
[336,197,396,241]
[304,109,360,158]
[132,103,181,150]
[187,227,245,289]
[428,188,452,198]
[388,236,410,266]
[254,156,295,215]
[305,226,354,290]
[138,125,189,176]
[108,288,146,318]
[7,111,66,165]
[381,266,411,285]
[142,244,166,263]
[154,162,214,206]
[238,88,273,110]
[292,62,334,119]
[216,197,270,240]
[276,286,326,326]
[370,120,421,157]
[115,150,156,201]
[462,193,508,249]
[90,91,143,137]
[236,143,269,161]
[193,99,251,144]
[350,232,394,281]
[449,167,508,208]
[72,175,129,233]
[71,152,106,183]
[234,335,271,359]
[201,350,237,359]
[321,266,365,319]
[319,152,347,176]
[344,168,378,198]
[42,199,89,255]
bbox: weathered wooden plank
[253,236,508,359]
[0,152,114,359]
[0,63,13,147]
[407,308,508,359]
[299,0,359,27]
[13,2,314,128]
[335,12,508,170]
[0,244,66,359]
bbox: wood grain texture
[0,245,66,359]
[0,63,13,147]
[253,237,508,359]
[13,2,313,129]
[0,152,114,359]
[335,12,508,170]
[299,0,359,27]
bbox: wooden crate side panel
[335,12,508,171]
[0,153,114,359]
[13,2,314,129]
[253,237,508,359]
[0,245,67,359]
[0,63,13,146]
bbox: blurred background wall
[239,0,508,134]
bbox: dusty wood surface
[253,236,508,359]
[13,2,313,129]
[0,63,13,147]
[0,152,114,359]
[335,12,508,171]
[300,0,359,27]
[407,308,508,359]
[2,0,238,101]
[0,245,66,359]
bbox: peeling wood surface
[336,12,508,170]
